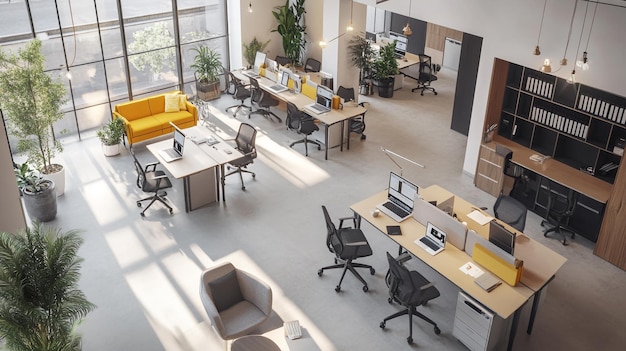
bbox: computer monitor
[279,70,290,87]
[389,31,408,57]
[315,84,333,108]
[291,74,301,93]
[253,51,266,71]
[489,220,516,255]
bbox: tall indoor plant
[0,223,96,351]
[272,0,307,66]
[190,46,224,101]
[0,39,68,195]
[348,35,375,95]
[372,40,399,98]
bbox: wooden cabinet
[474,143,505,197]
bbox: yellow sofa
[113,92,198,145]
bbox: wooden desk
[396,52,420,70]
[351,185,566,350]
[146,126,241,211]
[233,70,367,160]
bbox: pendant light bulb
[248,2,253,13]
[567,69,576,84]
[576,52,589,71]
[533,45,541,56]
[402,23,412,36]
[540,59,552,73]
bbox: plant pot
[42,164,65,196]
[102,143,121,157]
[22,180,57,222]
[197,80,221,101]
[377,77,395,98]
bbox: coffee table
[231,335,280,351]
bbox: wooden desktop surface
[397,52,420,70]
[146,126,241,178]
[490,136,611,203]
[351,190,533,319]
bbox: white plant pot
[102,143,121,157]
[42,164,65,197]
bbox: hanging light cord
[536,0,547,47]
[573,0,590,68]
[561,0,579,63]
[584,1,599,52]
[68,0,77,67]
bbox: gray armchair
[199,262,273,340]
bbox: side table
[231,335,280,351]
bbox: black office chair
[275,55,290,66]
[380,252,441,345]
[286,101,321,156]
[131,149,173,216]
[304,57,321,73]
[223,123,258,190]
[225,72,251,118]
[411,54,438,96]
[541,182,577,245]
[336,86,367,140]
[318,205,375,292]
[495,144,524,196]
[493,192,527,232]
[248,77,281,123]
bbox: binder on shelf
[582,125,589,140]
[525,77,531,91]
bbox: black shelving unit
[498,63,626,184]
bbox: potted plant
[190,46,224,101]
[243,37,271,69]
[348,35,375,95]
[0,223,96,351]
[0,39,68,196]
[372,40,399,98]
[272,0,307,66]
[14,163,57,222]
[97,118,125,156]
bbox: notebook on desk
[159,124,186,162]
[304,84,333,115]
[376,172,418,222]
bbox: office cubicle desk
[351,185,566,350]
[233,70,367,160]
[146,126,242,212]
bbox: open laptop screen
[388,172,418,210]
[253,51,266,72]
[316,85,333,108]
[172,124,185,154]
[279,70,290,86]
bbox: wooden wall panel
[426,23,463,51]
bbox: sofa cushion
[178,95,188,111]
[153,111,195,127]
[148,95,165,115]
[164,94,180,113]
[126,116,162,136]
[115,99,152,121]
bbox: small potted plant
[190,46,224,101]
[243,37,270,69]
[97,118,125,156]
[14,163,57,222]
[372,40,399,98]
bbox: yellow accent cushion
[164,94,180,113]
[178,94,188,111]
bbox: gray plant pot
[22,180,57,222]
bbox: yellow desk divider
[302,81,317,100]
[259,67,266,77]
[473,243,524,286]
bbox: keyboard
[420,237,441,251]
[382,201,410,219]
[163,149,179,158]
[284,320,302,340]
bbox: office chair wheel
[420,92,424,96]
[407,336,413,344]
[362,285,368,292]
[317,269,323,276]
[169,209,173,214]
[387,297,393,304]
[317,145,321,150]
[140,212,145,217]
[241,185,246,190]
[434,91,438,96]
[379,321,385,329]
[370,267,376,275]
[360,134,366,140]
[434,326,441,335]
[335,285,341,293]
[137,202,142,207]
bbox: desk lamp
[381,146,424,176]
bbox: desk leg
[507,308,521,351]
[527,275,555,335]
[324,124,329,160]
[340,122,344,152]
[218,165,224,202]
[183,176,191,213]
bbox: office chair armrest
[345,241,368,247]
[144,161,160,172]
[419,282,435,291]
[149,173,168,181]
[338,216,358,229]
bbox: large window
[0,0,229,147]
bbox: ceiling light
[541,59,552,73]
[533,0,547,55]
[248,2,253,13]
[560,0,579,67]
[402,0,413,36]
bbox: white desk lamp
[381,146,425,176]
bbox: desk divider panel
[413,196,468,250]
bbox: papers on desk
[459,262,484,278]
[467,210,494,226]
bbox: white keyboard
[284,320,302,340]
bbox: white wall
[0,120,26,233]
[358,0,626,176]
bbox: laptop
[376,172,419,222]
[159,124,185,162]
[304,84,333,114]
[415,222,447,256]
[266,70,289,93]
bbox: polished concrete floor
[38,70,626,351]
